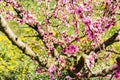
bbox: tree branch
[0,15,47,67]
[87,32,119,54]
[10,1,57,57]
[106,49,120,54]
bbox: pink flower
[16,18,24,24]
[106,74,111,78]
[87,51,97,68]
[49,74,55,80]
[36,67,43,74]
[33,60,37,64]
[6,0,18,8]
[5,11,15,20]
[87,5,92,12]
[112,62,120,79]
[118,32,120,41]
[76,5,85,18]
[104,0,111,4]
[65,76,72,80]
[82,16,92,26]
[63,44,79,55]
[114,70,120,79]
[59,57,65,64]
[76,72,81,77]
[0,0,3,1]
[89,51,97,58]
[70,66,75,71]
[48,65,56,73]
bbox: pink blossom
[87,51,97,68]
[61,31,70,44]
[59,57,65,64]
[106,74,111,78]
[48,65,56,79]
[112,63,119,71]
[70,66,75,71]
[36,67,44,74]
[65,76,72,80]
[50,74,55,80]
[87,5,92,12]
[48,65,56,73]
[112,62,120,79]
[101,17,108,22]
[76,72,81,77]
[104,0,111,4]
[33,60,37,64]
[118,32,120,41]
[5,11,15,20]
[16,18,24,24]
[63,44,79,55]
[0,0,4,2]
[21,11,38,25]
[82,16,92,26]
[89,51,97,58]
[114,70,120,79]
[6,0,18,8]
[76,8,83,18]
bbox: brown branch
[69,32,119,79]
[70,35,85,44]
[106,49,120,54]
[12,3,44,38]
[0,15,47,68]
[87,32,119,54]
[71,32,119,76]
[73,56,85,73]
[109,73,114,80]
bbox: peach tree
[0,0,120,79]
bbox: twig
[109,73,114,80]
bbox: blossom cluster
[87,51,97,68]
[5,0,39,26]
[48,64,62,80]
[63,44,79,56]
[5,11,15,20]
[43,32,58,51]
[36,66,44,74]
[18,11,38,25]
[61,31,78,44]
[6,0,18,8]
[76,1,118,47]
[113,62,120,79]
